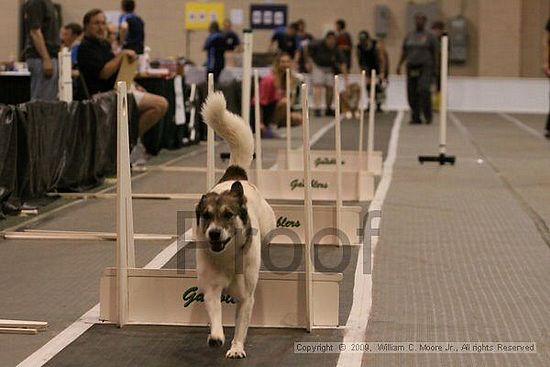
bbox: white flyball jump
[99,81,341,329]
[276,69,383,176]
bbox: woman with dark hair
[257,52,303,138]
[203,21,227,83]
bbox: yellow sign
[185,2,225,30]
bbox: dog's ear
[230,181,248,224]
[230,181,244,200]
[195,195,206,226]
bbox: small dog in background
[196,92,276,359]
[340,82,362,120]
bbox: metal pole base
[418,153,456,165]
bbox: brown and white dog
[196,92,275,358]
[340,82,362,120]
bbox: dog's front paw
[207,334,225,348]
[225,343,246,359]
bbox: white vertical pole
[58,47,73,102]
[439,35,449,155]
[188,83,197,140]
[254,69,263,187]
[367,69,376,173]
[301,83,314,332]
[334,75,342,243]
[116,81,135,327]
[358,70,366,153]
[207,73,215,190]
[286,68,291,167]
[367,70,376,157]
[241,30,253,128]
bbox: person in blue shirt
[118,0,145,54]
[60,23,83,67]
[204,21,227,83]
[222,19,240,52]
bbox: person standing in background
[60,23,83,68]
[118,0,145,54]
[23,0,60,101]
[357,30,386,112]
[335,19,353,71]
[203,21,227,83]
[396,13,437,124]
[294,19,314,73]
[222,19,241,52]
[545,19,550,139]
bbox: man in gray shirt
[396,13,437,124]
[23,0,60,101]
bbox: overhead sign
[250,4,287,29]
[185,2,224,30]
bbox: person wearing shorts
[306,32,347,116]
[78,9,168,165]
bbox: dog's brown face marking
[196,182,248,252]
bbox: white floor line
[16,228,191,367]
[16,118,339,366]
[336,110,404,367]
[498,113,546,141]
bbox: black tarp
[0,91,139,212]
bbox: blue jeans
[27,58,59,101]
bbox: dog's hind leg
[226,295,254,359]
[204,286,225,348]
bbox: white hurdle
[254,69,263,186]
[99,81,342,329]
[334,75,343,237]
[301,83,314,331]
[58,47,72,103]
[115,81,135,327]
[206,74,215,189]
[285,67,292,167]
[276,70,383,175]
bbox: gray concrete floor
[2,110,550,367]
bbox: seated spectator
[269,22,299,58]
[77,8,168,165]
[305,31,348,116]
[204,21,226,83]
[118,0,145,54]
[60,23,83,68]
[258,52,302,138]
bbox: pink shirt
[259,72,283,106]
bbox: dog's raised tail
[201,92,254,169]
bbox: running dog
[196,92,276,359]
[340,82,361,120]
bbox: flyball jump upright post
[418,35,456,165]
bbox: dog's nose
[209,229,221,241]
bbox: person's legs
[406,67,421,123]
[311,64,325,115]
[136,91,168,138]
[419,65,433,124]
[28,58,59,101]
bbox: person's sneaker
[409,120,421,125]
[314,109,322,118]
[325,108,335,117]
[130,140,150,167]
[261,126,280,139]
[545,130,550,139]
[425,119,432,124]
